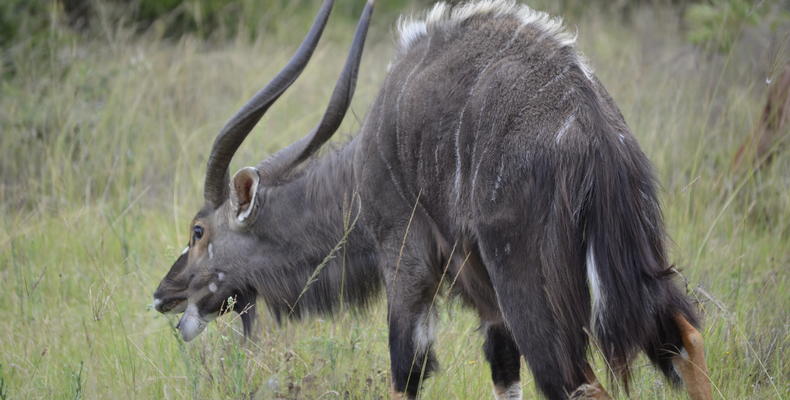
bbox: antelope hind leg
[673,314,712,400]
[390,386,412,400]
[570,365,611,400]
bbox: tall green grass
[0,2,787,399]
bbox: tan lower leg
[571,365,612,400]
[390,387,411,400]
[673,314,712,400]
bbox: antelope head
[152,0,374,342]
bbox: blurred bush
[1,0,786,59]
[1,0,55,48]
[683,0,783,53]
[0,0,424,45]
[0,0,710,47]
[0,0,416,78]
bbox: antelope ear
[229,167,261,225]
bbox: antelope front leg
[387,306,438,400]
[673,314,712,400]
[483,323,522,399]
[384,263,440,400]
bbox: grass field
[0,1,788,399]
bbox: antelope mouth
[177,304,216,342]
[153,296,187,314]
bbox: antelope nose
[153,297,163,312]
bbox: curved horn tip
[202,0,337,204]
[255,0,375,181]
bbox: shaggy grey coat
[154,1,702,399]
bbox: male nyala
[153,1,712,398]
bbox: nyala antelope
[153,0,712,398]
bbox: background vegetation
[0,0,788,398]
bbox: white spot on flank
[413,311,437,354]
[555,113,576,144]
[467,110,490,197]
[217,272,225,281]
[208,282,218,293]
[434,146,441,178]
[586,245,605,333]
[208,243,214,259]
[491,158,506,202]
[453,117,464,202]
[493,382,522,400]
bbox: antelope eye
[192,225,204,241]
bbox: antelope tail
[583,130,699,386]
